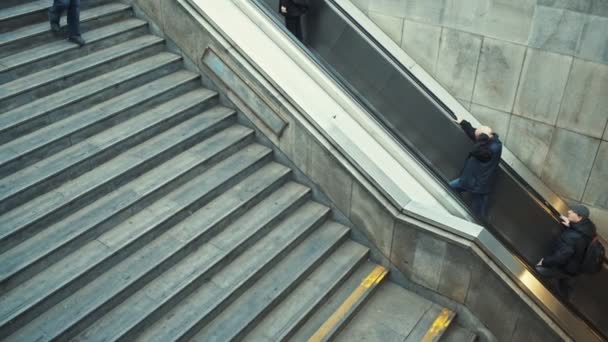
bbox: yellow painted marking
[308,265,388,342]
[421,308,455,342]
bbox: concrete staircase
[0,1,475,341]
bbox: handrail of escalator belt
[247,1,605,340]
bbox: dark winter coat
[279,0,309,16]
[543,218,597,275]
[457,120,503,194]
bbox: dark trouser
[49,0,81,38]
[535,266,574,299]
[285,16,303,41]
[449,178,490,219]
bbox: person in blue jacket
[450,118,502,220]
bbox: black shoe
[50,22,61,33]
[68,35,86,47]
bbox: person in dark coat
[450,119,502,219]
[536,205,596,299]
[279,0,309,41]
[49,0,85,47]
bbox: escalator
[255,0,608,340]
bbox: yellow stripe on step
[308,265,388,342]
[421,308,456,342]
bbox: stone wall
[351,0,608,233]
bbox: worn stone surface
[374,288,433,335]
[473,37,526,112]
[506,115,555,176]
[542,128,600,199]
[134,0,163,27]
[591,0,608,17]
[368,0,407,18]
[577,15,608,64]
[465,261,523,341]
[436,28,482,101]
[279,122,310,175]
[160,0,210,66]
[349,181,394,258]
[470,104,511,137]
[410,231,447,291]
[437,243,473,303]
[401,19,441,75]
[510,307,563,342]
[538,0,592,13]
[404,0,446,25]
[589,205,608,237]
[557,59,608,138]
[368,11,404,44]
[457,98,472,111]
[203,52,287,137]
[480,0,536,44]
[528,6,587,56]
[336,319,405,342]
[338,282,432,340]
[583,142,608,208]
[309,139,353,217]
[442,0,488,34]
[514,48,572,125]
[389,220,417,277]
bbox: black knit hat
[571,204,590,218]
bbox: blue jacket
[458,120,502,194]
[543,218,596,275]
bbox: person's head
[567,204,590,223]
[475,126,493,140]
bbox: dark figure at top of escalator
[450,119,502,220]
[279,0,309,42]
[536,205,597,299]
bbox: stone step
[289,261,381,341]
[0,3,133,58]
[2,0,117,10]
[190,221,352,342]
[0,52,185,146]
[0,0,118,30]
[0,88,218,214]
[0,144,271,337]
[134,203,338,342]
[442,324,478,342]
[0,34,166,111]
[0,0,48,33]
[0,18,149,85]
[0,139,270,296]
[0,162,292,341]
[0,107,240,256]
[0,67,199,178]
[245,242,369,341]
[202,240,369,341]
[401,305,456,341]
[72,181,312,342]
[335,282,453,342]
